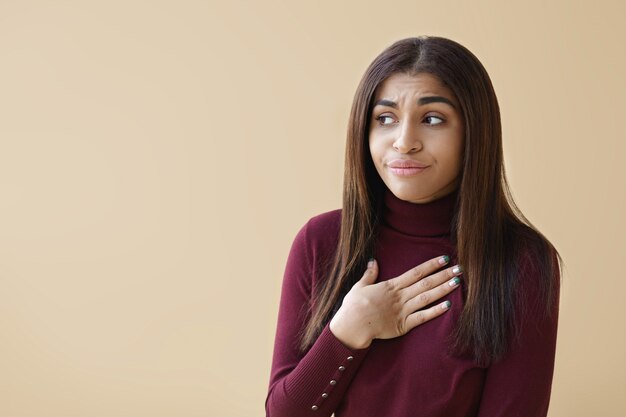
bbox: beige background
[0,1,624,416]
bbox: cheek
[435,142,464,173]
[450,145,464,174]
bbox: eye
[424,115,444,125]
[374,114,445,127]
[375,115,395,125]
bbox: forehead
[374,72,455,101]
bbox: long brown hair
[297,35,563,366]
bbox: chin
[384,179,449,203]
[386,182,426,200]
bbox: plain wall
[0,1,624,416]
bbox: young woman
[265,36,562,417]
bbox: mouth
[386,158,430,176]
[387,166,429,176]
[387,159,430,169]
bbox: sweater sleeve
[477,247,561,417]
[265,218,372,417]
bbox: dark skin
[329,72,465,349]
[329,255,463,349]
[369,72,464,203]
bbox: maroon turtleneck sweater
[266,187,560,417]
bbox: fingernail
[439,255,450,265]
[368,258,375,268]
[442,300,452,310]
[448,277,460,287]
[452,265,463,274]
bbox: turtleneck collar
[382,187,459,237]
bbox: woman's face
[368,72,465,203]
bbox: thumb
[357,258,378,286]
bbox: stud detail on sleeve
[311,405,318,411]
[338,365,345,371]
[329,379,337,385]
[347,356,354,361]
[322,393,328,398]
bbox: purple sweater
[266,187,560,417]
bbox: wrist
[330,311,372,350]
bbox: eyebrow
[373,96,457,110]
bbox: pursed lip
[387,159,430,169]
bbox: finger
[393,254,450,288]
[355,258,378,287]
[403,274,461,313]
[401,264,463,303]
[405,300,452,331]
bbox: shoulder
[516,232,560,285]
[514,231,561,319]
[284,208,342,293]
[306,208,342,239]
[296,208,342,257]
[511,223,561,284]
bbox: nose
[392,121,423,153]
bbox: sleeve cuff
[284,321,371,410]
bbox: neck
[382,187,459,237]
